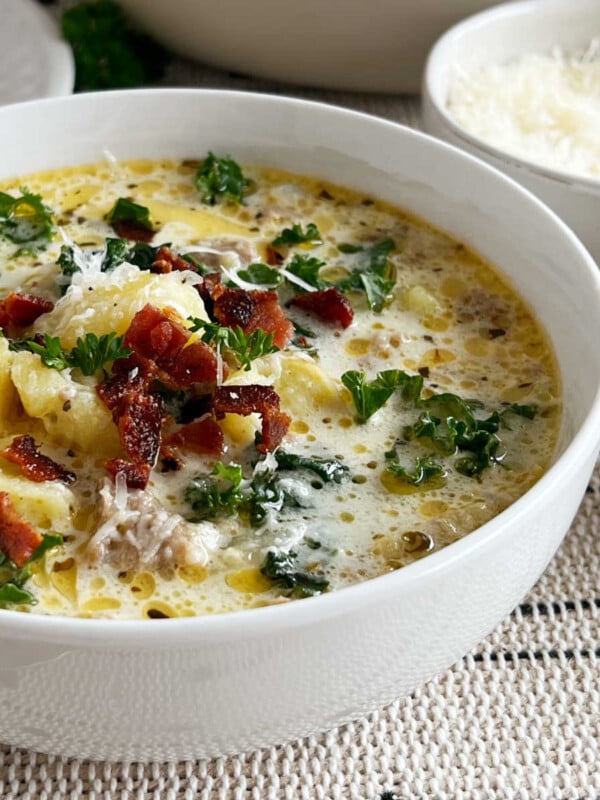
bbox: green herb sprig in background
[61,0,169,91]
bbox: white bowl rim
[0,88,599,647]
[423,0,600,194]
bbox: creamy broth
[0,158,560,619]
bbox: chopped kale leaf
[195,153,250,205]
[184,462,245,521]
[384,451,446,486]
[106,198,153,231]
[0,188,54,245]
[237,262,283,288]
[260,550,329,597]
[272,222,321,248]
[0,532,63,609]
[274,450,349,484]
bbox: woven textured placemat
[2,5,599,797]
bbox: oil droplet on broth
[226,568,273,594]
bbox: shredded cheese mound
[447,39,600,179]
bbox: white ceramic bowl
[0,90,599,761]
[119,0,499,92]
[422,0,600,261]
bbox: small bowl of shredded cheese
[422,0,600,261]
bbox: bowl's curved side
[0,91,598,759]
[1,448,594,760]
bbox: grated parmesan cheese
[447,39,600,179]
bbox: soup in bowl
[0,90,598,760]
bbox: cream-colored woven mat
[2,6,599,797]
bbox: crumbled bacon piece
[159,447,183,473]
[117,392,163,466]
[213,385,281,416]
[289,287,354,328]
[0,292,54,331]
[0,435,76,485]
[150,246,192,274]
[211,285,293,348]
[124,304,219,390]
[104,459,152,490]
[112,220,154,243]
[162,417,224,457]
[96,369,148,413]
[97,365,163,467]
[0,492,42,568]
[265,245,284,266]
[213,385,291,452]
[258,405,292,454]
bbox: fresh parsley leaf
[189,319,279,370]
[195,153,250,205]
[106,198,153,231]
[0,187,54,245]
[363,238,396,273]
[261,550,329,598]
[336,238,396,312]
[62,0,169,92]
[68,332,131,376]
[184,462,244,521]
[342,369,423,423]
[384,451,445,486]
[358,271,396,313]
[26,334,72,371]
[15,332,130,375]
[274,450,349,484]
[237,262,282,288]
[285,254,327,290]
[272,222,321,247]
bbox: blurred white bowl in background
[119,0,500,92]
[423,0,600,260]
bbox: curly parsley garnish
[188,318,279,370]
[195,153,251,205]
[12,332,131,376]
